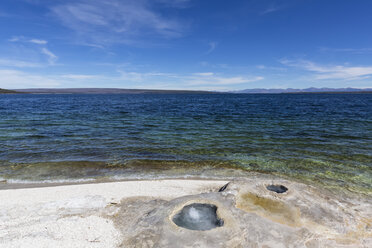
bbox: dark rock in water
[172,203,224,231]
[218,182,229,192]
[266,184,288,193]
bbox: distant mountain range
[231,87,372,94]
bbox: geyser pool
[172,203,224,231]
[266,184,288,193]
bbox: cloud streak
[5,36,56,65]
[186,74,263,86]
[8,36,48,45]
[61,74,100,80]
[320,47,372,54]
[281,59,372,81]
[0,66,263,90]
[260,6,280,15]
[206,42,217,54]
[29,39,48,45]
[51,0,186,46]
[0,69,61,88]
[0,59,43,68]
[41,48,58,65]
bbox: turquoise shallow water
[0,93,371,193]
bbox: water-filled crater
[172,203,224,231]
[266,184,288,193]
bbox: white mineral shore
[0,179,228,248]
[1,178,371,248]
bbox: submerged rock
[112,177,372,248]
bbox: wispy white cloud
[155,0,191,8]
[0,59,43,68]
[206,41,218,54]
[117,70,146,82]
[29,39,48,45]
[0,11,12,18]
[260,6,280,15]
[2,37,57,68]
[0,70,106,89]
[8,36,48,45]
[113,69,263,88]
[61,74,100,80]
[260,2,284,16]
[8,36,22,42]
[0,69,61,88]
[281,59,372,80]
[0,64,262,90]
[116,70,178,82]
[41,48,58,64]
[256,64,287,71]
[193,72,214,76]
[51,0,186,46]
[320,47,372,54]
[186,75,263,86]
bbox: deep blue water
[0,94,371,193]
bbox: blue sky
[1,0,372,90]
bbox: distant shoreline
[7,88,219,94]
[1,87,371,94]
[0,89,20,94]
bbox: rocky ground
[113,178,372,248]
[0,177,371,247]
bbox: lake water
[0,93,371,194]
